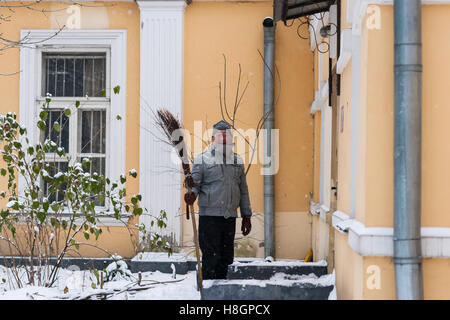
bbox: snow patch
[131,252,196,262]
[231,258,328,267]
[6,201,17,209]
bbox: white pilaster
[137,1,186,245]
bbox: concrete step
[200,259,334,300]
[227,258,328,280]
[200,276,334,300]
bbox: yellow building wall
[0,1,141,258]
[181,1,314,260]
[363,5,393,228]
[332,4,450,299]
[0,224,138,258]
[362,257,450,300]
[334,232,363,299]
[422,5,450,228]
[362,4,450,228]
[355,14,369,226]
[362,257,396,300]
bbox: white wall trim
[320,100,332,210]
[331,211,450,258]
[319,204,330,221]
[310,200,321,215]
[19,29,127,226]
[331,210,352,234]
[310,90,322,115]
[137,1,186,245]
[138,0,187,10]
[336,28,352,74]
[310,81,329,115]
[309,12,329,52]
[13,213,131,227]
[309,200,329,221]
[348,33,362,219]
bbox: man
[184,120,252,280]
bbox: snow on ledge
[131,252,196,262]
[202,272,334,289]
[231,258,328,267]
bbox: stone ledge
[201,280,334,300]
[0,256,198,275]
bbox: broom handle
[189,204,203,292]
[186,185,203,292]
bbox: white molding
[320,99,332,210]
[309,12,329,52]
[329,4,338,59]
[309,200,329,221]
[336,28,352,74]
[14,213,132,227]
[137,1,187,11]
[310,81,329,115]
[346,0,357,23]
[319,204,330,221]
[19,29,127,226]
[310,90,323,115]
[331,210,352,234]
[352,0,371,36]
[310,200,321,215]
[330,211,450,258]
[421,228,450,258]
[309,15,321,52]
[348,220,393,256]
[320,81,329,102]
[349,33,361,219]
[137,1,186,245]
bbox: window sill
[9,211,132,227]
[36,97,110,103]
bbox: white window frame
[19,29,127,225]
[39,48,110,207]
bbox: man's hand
[184,175,195,189]
[241,216,251,236]
[184,191,197,206]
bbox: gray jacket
[190,144,252,219]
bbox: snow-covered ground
[0,254,336,300]
[0,265,201,300]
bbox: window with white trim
[38,49,110,208]
[19,30,127,222]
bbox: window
[41,52,106,98]
[19,29,127,221]
[38,50,110,208]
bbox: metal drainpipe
[263,17,275,259]
[394,0,424,300]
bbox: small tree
[0,92,171,289]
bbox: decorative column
[137,0,186,245]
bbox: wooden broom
[155,109,203,292]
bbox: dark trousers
[198,215,236,280]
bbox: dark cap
[213,120,231,130]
